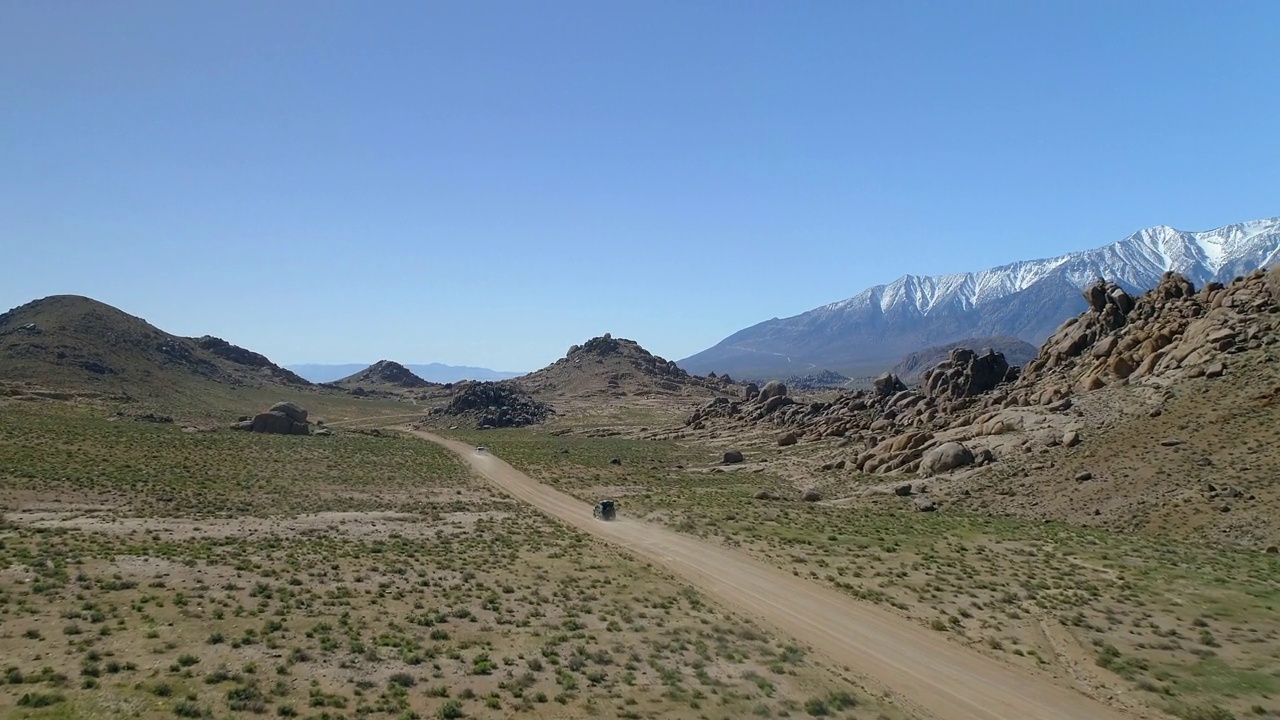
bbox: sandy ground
[415,429,1148,720]
[5,509,509,540]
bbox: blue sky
[3,1,1277,371]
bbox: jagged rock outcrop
[432,381,552,429]
[874,372,907,398]
[921,348,1015,402]
[674,269,1280,478]
[892,337,1037,384]
[197,336,311,385]
[1019,270,1275,395]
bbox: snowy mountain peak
[680,216,1280,380]
[825,217,1280,319]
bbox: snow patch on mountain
[823,218,1280,319]
[678,216,1280,380]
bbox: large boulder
[873,372,907,398]
[269,402,308,423]
[250,411,294,435]
[723,450,745,464]
[919,441,975,475]
[761,395,793,414]
[758,380,788,402]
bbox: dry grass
[0,403,900,720]
[449,427,1280,720]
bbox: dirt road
[416,431,1142,720]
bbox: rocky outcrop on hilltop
[921,348,1018,402]
[517,333,736,400]
[675,269,1280,478]
[431,381,552,429]
[196,336,311,385]
[891,337,1037,384]
[1016,270,1274,393]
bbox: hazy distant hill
[289,362,524,384]
[333,360,435,389]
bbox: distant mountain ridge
[289,363,523,384]
[679,217,1280,379]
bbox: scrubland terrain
[7,273,1280,720]
[442,428,1280,720]
[0,403,901,720]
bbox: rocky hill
[516,333,737,402]
[890,336,1037,384]
[0,294,311,403]
[425,380,552,429]
[289,362,523,384]
[672,268,1280,549]
[680,217,1280,379]
[334,360,435,390]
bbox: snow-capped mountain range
[678,217,1280,380]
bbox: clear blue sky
[3,1,1277,371]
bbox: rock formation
[233,401,312,435]
[431,381,552,429]
[673,269,1280,478]
[921,348,1015,402]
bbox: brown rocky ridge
[419,334,738,431]
[670,268,1280,548]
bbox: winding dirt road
[416,430,1140,720]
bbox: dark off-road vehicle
[593,499,617,521]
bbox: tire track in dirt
[415,430,1148,720]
